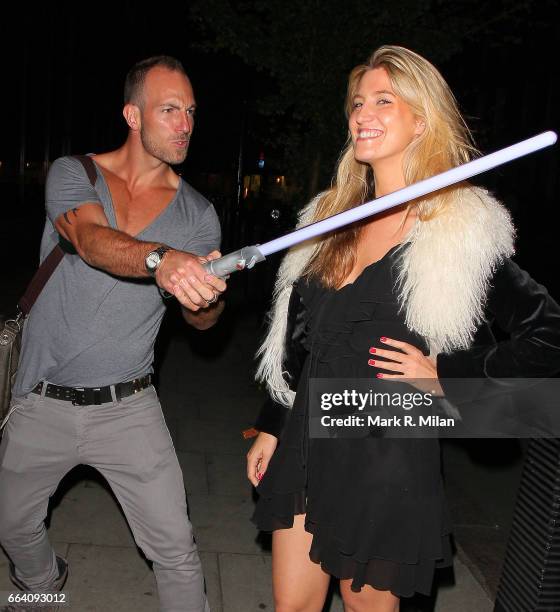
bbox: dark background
[1,0,559,306]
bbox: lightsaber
[204,131,557,277]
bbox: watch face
[146,251,161,271]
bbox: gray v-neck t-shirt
[13,155,221,398]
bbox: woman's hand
[246,431,278,487]
[368,336,444,396]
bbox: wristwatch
[145,245,172,276]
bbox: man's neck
[95,136,177,191]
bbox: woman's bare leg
[340,579,400,612]
[272,514,331,612]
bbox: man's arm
[55,203,226,312]
[55,202,159,276]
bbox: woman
[246,45,560,611]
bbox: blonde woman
[246,46,560,611]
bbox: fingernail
[376,373,383,378]
[369,348,376,354]
[257,473,263,481]
[368,359,376,366]
[380,337,388,342]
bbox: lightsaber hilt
[203,245,266,277]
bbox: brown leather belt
[31,375,152,406]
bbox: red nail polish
[368,359,375,366]
[257,473,263,480]
[380,337,387,342]
[376,373,383,378]
[369,348,376,354]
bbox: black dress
[252,245,453,597]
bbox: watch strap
[146,245,172,275]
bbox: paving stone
[64,543,157,611]
[49,483,136,548]
[189,495,264,555]
[200,552,222,612]
[453,525,507,598]
[442,440,521,600]
[219,553,273,612]
[206,453,253,497]
[434,557,493,611]
[177,451,209,495]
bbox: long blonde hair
[304,45,478,288]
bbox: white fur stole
[255,186,515,407]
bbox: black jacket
[255,258,560,438]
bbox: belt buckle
[132,376,148,394]
[72,388,85,406]
[74,388,103,406]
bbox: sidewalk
[0,291,497,611]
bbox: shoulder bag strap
[17,155,97,316]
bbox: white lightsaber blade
[205,131,557,277]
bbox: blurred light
[258,159,265,169]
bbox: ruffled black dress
[252,245,453,597]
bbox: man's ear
[123,104,141,131]
[415,117,426,136]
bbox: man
[0,56,225,611]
